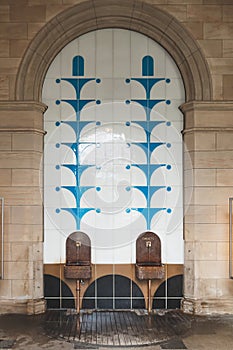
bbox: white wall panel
[43,29,185,264]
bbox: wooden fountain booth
[64,231,92,313]
[135,231,165,313]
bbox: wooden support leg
[76,279,81,313]
[148,279,152,314]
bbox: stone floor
[0,310,233,350]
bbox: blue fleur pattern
[54,54,173,230]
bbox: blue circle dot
[126,186,131,192]
[126,165,131,170]
[126,208,131,213]
[167,208,172,214]
[96,208,101,213]
[56,100,60,105]
[167,186,172,192]
[125,100,130,105]
[55,143,60,148]
[96,187,101,192]
[126,143,131,148]
[125,121,130,126]
[96,78,101,83]
[56,209,60,214]
[96,143,100,148]
[96,100,101,105]
[167,165,172,170]
[167,143,171,148]
[55,121,60,127]
[96,121,101,126]
[55,187,60,192]
[125,79,130,84]
[166,100,171,105]
[166,79,171,83]
[56,79,60,84]
[55,165,60,170]
[96,166,101,170]
[166,121,171,126]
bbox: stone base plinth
[182,297,233,315]
[0,298,46,315]
[27,299,46,315]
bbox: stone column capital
[0,101,47,131]
[180,100,233,113]
[181,100,233,131]
[0,100,47,113]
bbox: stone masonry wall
[0,0,232,314]
[0,0,232,101]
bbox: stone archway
[15,0,212,103]
[12,0,217,315]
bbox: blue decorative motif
[132,121,164,133]
[61,208,94,229]
[61,121,92,135]
[132,79,165,99]
[59,99,95,118]
[132,142,165,162]
[131,208,168,227]
[61,186,94,207]
[131,164,167,183]
[127,99,165,120]
[59,78,95,99]
[72,55,84,76]
[142,55,154,76]
[54,54,172,230]
[132,186,166,205]
[62,164,92,182]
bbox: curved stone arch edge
[15,0,212,102]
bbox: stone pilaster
[0,101,47,314]
[181,101,233,315]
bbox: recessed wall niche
[43,29,185,266]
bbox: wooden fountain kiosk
[135,231,165,313]
[64,231,92,313]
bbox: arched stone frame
[12,0,215,314]
[15,0,212,102]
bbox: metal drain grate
[73,342,99,349]
[44,310,193,347]
[160,338,187,349]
